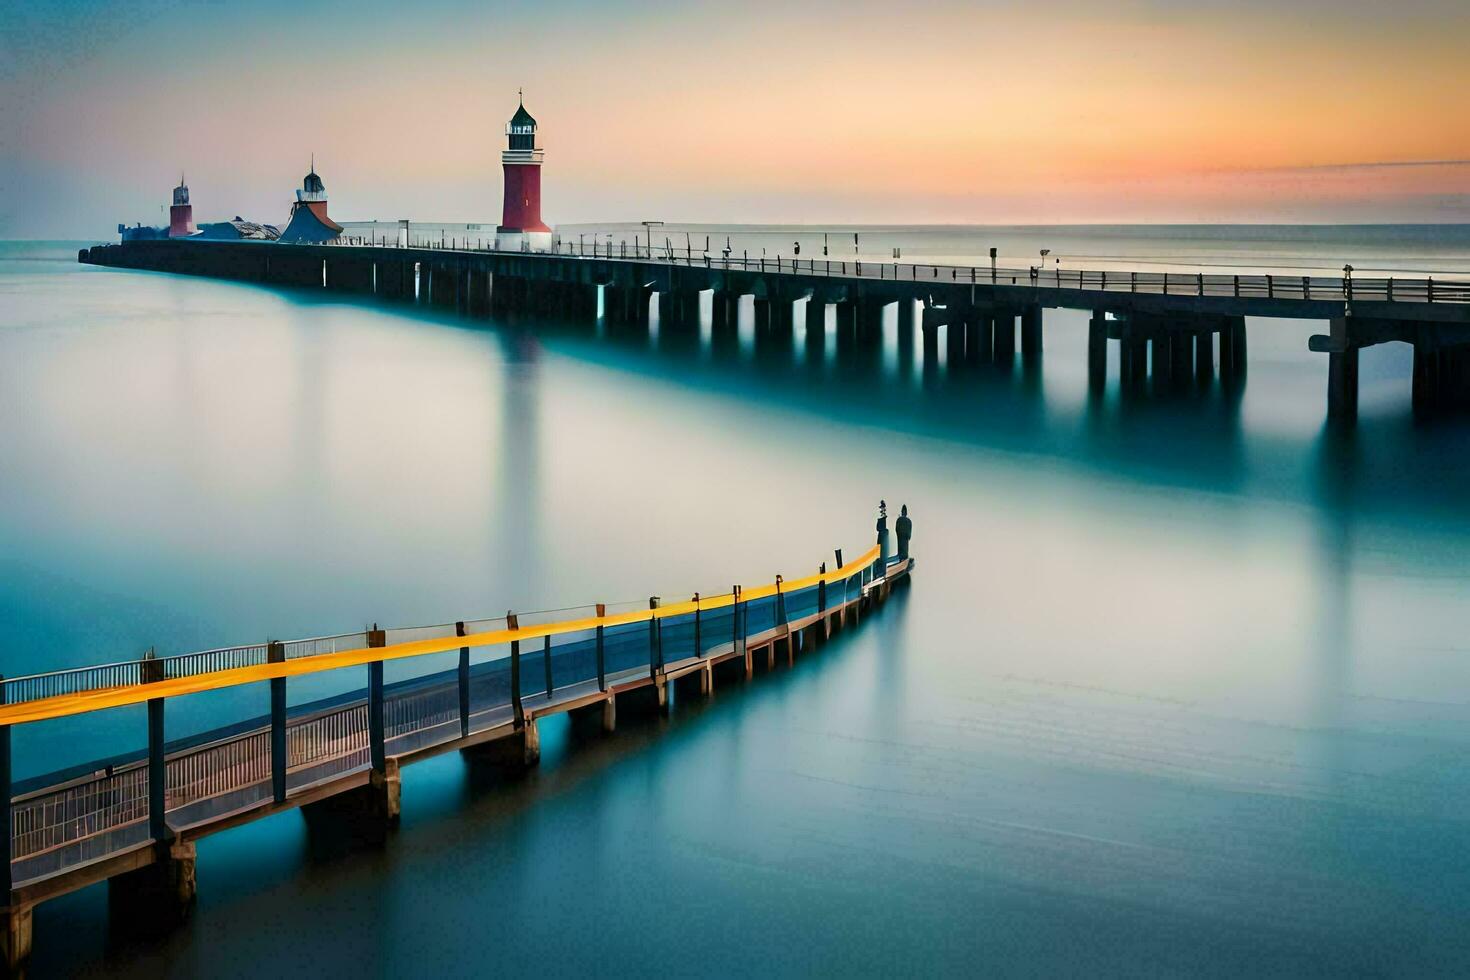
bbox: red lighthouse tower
[497,92,551,250]
[168,174,196,238]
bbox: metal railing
[0,537,894,886]
[309,236,1470,306]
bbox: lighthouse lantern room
[497,92,552,250]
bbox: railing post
[367,626,386,774]
[141,648,169,844]
[731,585,742,654]
[543,635,553,699]
[268,640,286,804]
[595,604,607,691]
[693,593,702,658]
[648,597,662,675]
[508,611,523,725]
[0,675,10,900]
[456,621,470,738]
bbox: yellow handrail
[0,544,882,727]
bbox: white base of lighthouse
[495,230,554,253]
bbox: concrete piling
[1195,332,1214,383]
[1087,312,1107,390]
[1020,305,1043,358]
[993,312,1016,363]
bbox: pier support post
[805,297,826,335]
[1328,348,1360,422]
[856,299,885,344]
[1,905,31,975]
[712,290,737,333]
[457,622,471,739]
[660,290,697,330]
[992,311,1015,363]
[368,629,386,776]
[1170,328,1193,385]
[269,641,287,804]
[1195,332,1215,383]
[964,316,983,366]
[1151,334,1173,388]
[467,270,491,316]
[1126,336,1149,391]
[1413,345,1440,416]
[1222,316,1248,381]
[0,708,27,976]
[835,300,857,338]
[920,321,939,371]
[460,721,539,770]
[301,758,401,843]
[108,840,198,929]
[1020,305,1043,358]
[755,297,794,341]
[1087,312,1107,391]
[896,298,915,340]
[946,314,967,365]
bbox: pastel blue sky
[2,0,1467,237]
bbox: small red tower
[497,92,551,250]
[168,174,196,238]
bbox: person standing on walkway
[896,504,912,560]
[876,499,889,567]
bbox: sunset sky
[3,0,1468,238]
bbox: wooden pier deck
[0,532,913,970]
[80,238,1470,421]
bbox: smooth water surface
[2,239,1469,976]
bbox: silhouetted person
[896,504,912,560]
[876,499,889,565]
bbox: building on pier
[496,93,552,251]
[120,177,279,242]
[168,175,195,238]
[278,160,343,244]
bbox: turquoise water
[3,237,1470,976]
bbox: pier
[0,529,911,972]
[79,239,1470,421]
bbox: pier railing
[315,236,1470,306]
[0,539,894,887]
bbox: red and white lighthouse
[168,174,196,238]
[497,92,552,250]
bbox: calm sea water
[3,232,1470,977]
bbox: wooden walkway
[0,534,913,969]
